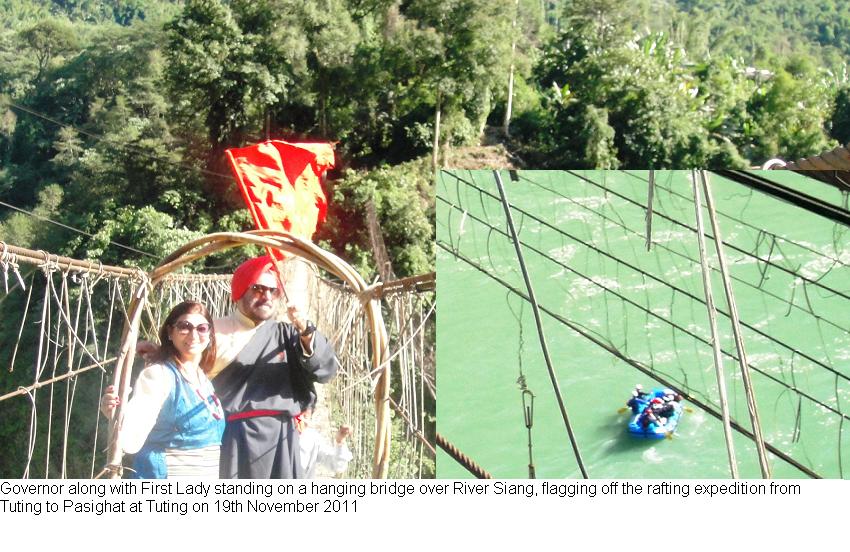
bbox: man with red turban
[209,255,338,478]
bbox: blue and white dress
[119,361,225,479]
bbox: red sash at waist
[226,409,285,422]
[226,409,308,431]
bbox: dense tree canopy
[510,0,844,168]
[1,0,849,275]
[1,1,457,276]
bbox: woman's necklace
[174,358,223,420]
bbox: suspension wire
[439,193,850,423]
[623,170,850,269]
[437,183,850,399]
[692,171,739,478]
[436,239,822,479]
[436,432,494,479]
[564,170,850,302]
[517,173,849,335]
[701,171,772,478]
[508,290,536,479]
[0,200,158,259]
[493,170,588,479]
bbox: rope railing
[1,242,141,279]
[0,237,435,479]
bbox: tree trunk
[503,0,519,137]
[321,92,327,137]
[365,200,395,283]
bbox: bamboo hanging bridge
[0,231,435,479]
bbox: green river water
[436,170,850,479]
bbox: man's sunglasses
[173,320,212,335]
[249,284,282,298]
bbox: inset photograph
[436,169,849,478]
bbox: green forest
[1,0,849,272]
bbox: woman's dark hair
[157,301,217,373]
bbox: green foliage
[743,67,838,161]
[829,85,850,146]
[18,18,79,80]
[527,20,717,167]
[510,0,843,168]
[0,183,63,248]
[84,206,202,268]
[164,0,292,151]
[318,158,435,280]
[674,0,850,68]
[1,0,182,28]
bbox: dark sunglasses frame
[249,284,282,298]
[173,320,212,335]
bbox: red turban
[231,255,280,301]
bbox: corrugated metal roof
[774,144,850,191]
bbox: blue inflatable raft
[625,388,683,439]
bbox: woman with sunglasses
[101,301,225,478]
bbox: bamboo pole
[0,242,138,278]
[700,170,772,478]
[691,171,739,478]
[645,170,655,251]
[1,242,234,283]
[0,358,118,403]
[105,284,149,478]
[494,170,588,478]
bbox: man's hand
[286,303,307,333]
[287,303,316,354]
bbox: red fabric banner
[225,140,335,256]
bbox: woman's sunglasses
[173,320,212,335]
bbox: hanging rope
[508,291,536,479]
[493,170,588,479]
[518,173,849,335]
[564,170,850,302]
[438,191,850,421]
[623,170,850,269]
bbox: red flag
[225,140,335,256]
